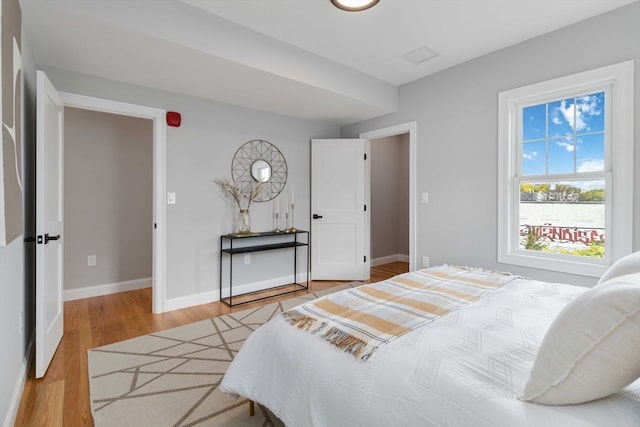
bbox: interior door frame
[59,92,167,313]
[359,121,417,271]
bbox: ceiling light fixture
[330,0,380,12]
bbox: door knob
[45,233,61,244]
[312,214,323,219]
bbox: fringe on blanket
[282,311,377,360]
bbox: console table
[219,230,309,307]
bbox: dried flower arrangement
[214,178,262,210]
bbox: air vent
[402,45,438,65]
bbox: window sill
[498,250,608,278]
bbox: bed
[221,254,640,426]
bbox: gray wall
[0,207,24,425]
[64,107,153,290]
[0,0,23,246]
[343,2,640,286]
[1,0,32,423]
[40,66,340,300]
[371,134,409,261]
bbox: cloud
[578,95,601,116]
[551,94,602,132]
[523,151,538,160]
[556,140,575,152]
[560,99,586,131]
[572,179,605,191]
[577,159,605,172]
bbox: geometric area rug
[87,284,356,427]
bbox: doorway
[369,134,410,267]
[360,122,417,271]
[64,107,152,303]
[59,93,167,313]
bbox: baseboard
[4,335,33,427]
[164,289,220,312]
[164,273,307,312]
[371,254,409,267]
[63,277,152,301]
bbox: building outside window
[498,61,633,277]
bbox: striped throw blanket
[282,265,516,360]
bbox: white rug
[88,284,356,426]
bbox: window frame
[497,61,634,277]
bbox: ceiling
[21,0,638,125]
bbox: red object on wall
[166,111,181,127]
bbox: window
[498,61,633,277]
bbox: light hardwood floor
[14,261,408,427]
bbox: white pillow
[522,275,640,405]
[597,251,640,285]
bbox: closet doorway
[369,133,410,267]
[60,93,167,313]
[360,122,417,271]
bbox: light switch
[167,192,176,204]
[421,192,429,203]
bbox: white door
[311,139,369,280]
[35,71,64,378]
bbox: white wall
[342,2,640,286]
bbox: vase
[237,209,251,234]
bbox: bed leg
[249,400,255,416]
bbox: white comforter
[221,276,640,426]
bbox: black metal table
[219,230,309,307]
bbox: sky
[522,91,605,190]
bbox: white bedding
[221,274,640,426]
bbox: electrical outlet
[422,256,430,268]
[244,254,251,264]
[88,255,97,266]
[421,192,429,203]
[167,192,176,204]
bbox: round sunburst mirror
[231,140,287,202]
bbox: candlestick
[274,212,281,233]
[273,197,281,232]
[284,193,288,219]
[284,211,290,232]
[288,202,296,233]
[284,187,296,232]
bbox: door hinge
[24,236,36,243]
[364,255,367,263]
[364,153,367,160]
[364,204,367,212]
[154,223,157,229]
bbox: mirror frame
[232,140,287,202]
